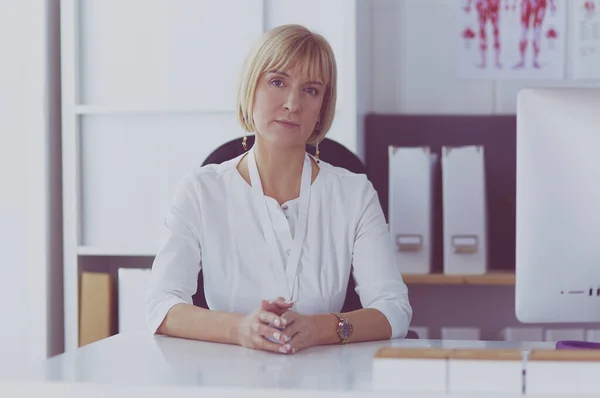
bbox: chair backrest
[203,135,366,175]
[193,135,366,313]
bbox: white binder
[499,327,544,342]
[388,146,437,274]
[544,328,585,342]
[441,145,487,275]
[118,268,152,333]
[441,326,481,341]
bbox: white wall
[371,0,600,115]
[0,0,62,375]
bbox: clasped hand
[237,297,317,354]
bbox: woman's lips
[275,120,300,129]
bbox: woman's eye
[306,87,319,95]
[271,79,284,87]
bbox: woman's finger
[257,310,285,328]
[270,297,294,307]
[251,334,287,354]
[280,310,296,327]
[280,320,301,340]
[255,323,289,344]
[261,299,293,315]
[280,333,306,354]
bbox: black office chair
[203,135,366,175]
[192,135,365,313]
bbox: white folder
[499,327,544,342]
[544,328,585,342]
[441,326,481,341]
[388,146,437,274]
[118,268,152,333]
[441,145,487,275]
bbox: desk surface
[37,332,554,392]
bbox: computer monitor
[515,87,600,325]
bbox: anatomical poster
[456,0,567,79]
[571,0,600,79]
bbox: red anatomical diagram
[514,0,557,69]
[464,0,503,69]
[545,27,557,49]
[585,1,596,17]
[462,27,477,49]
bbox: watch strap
[332,312,351,345]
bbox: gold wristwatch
[332,312,353,345]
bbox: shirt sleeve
[351,177,413,339]
[145,173,203,334]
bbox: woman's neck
[252,137,307,205]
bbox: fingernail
[279,346,288,354]
[281,317,287,326]
[273,332,280,341]
[284,344,292,352]
[274,319,280,327]
[283,334,290,342]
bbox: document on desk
[447,349,523,394]
[373,347,450,393]
[527,349,600,395]
[373,347,523,394]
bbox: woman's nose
[284,90,301,113]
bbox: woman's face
[252,64,325,148]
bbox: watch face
[340,321,353,338]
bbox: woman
[146,24,412,355]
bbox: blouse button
[285,248,291,256]
[282,204,288,211]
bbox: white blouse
[145,150,413,339]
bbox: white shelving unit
[61,0,370,352]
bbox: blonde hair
[236,24,337,145]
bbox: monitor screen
[515,87,600,324]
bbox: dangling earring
[242,114,249,151]
[314,120,321,163]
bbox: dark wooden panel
[365,114,516,272]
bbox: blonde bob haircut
[236,24,337,145]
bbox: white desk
[37,333,553,391]
[3,332,572,397]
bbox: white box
[544,328,586,342]
[118,268,152,333]
[441,327,480,341]
[448,350,523,394]
[373,348,449,393]
[586,329,600,342]
[500,327,544,342]
[527,350,600,395]
[441,145,487,275]
[409,326,429,340]
[388,146,437,274]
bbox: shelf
[75,105,234,115]
[77,246,157,257]
[403,271,515,286]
